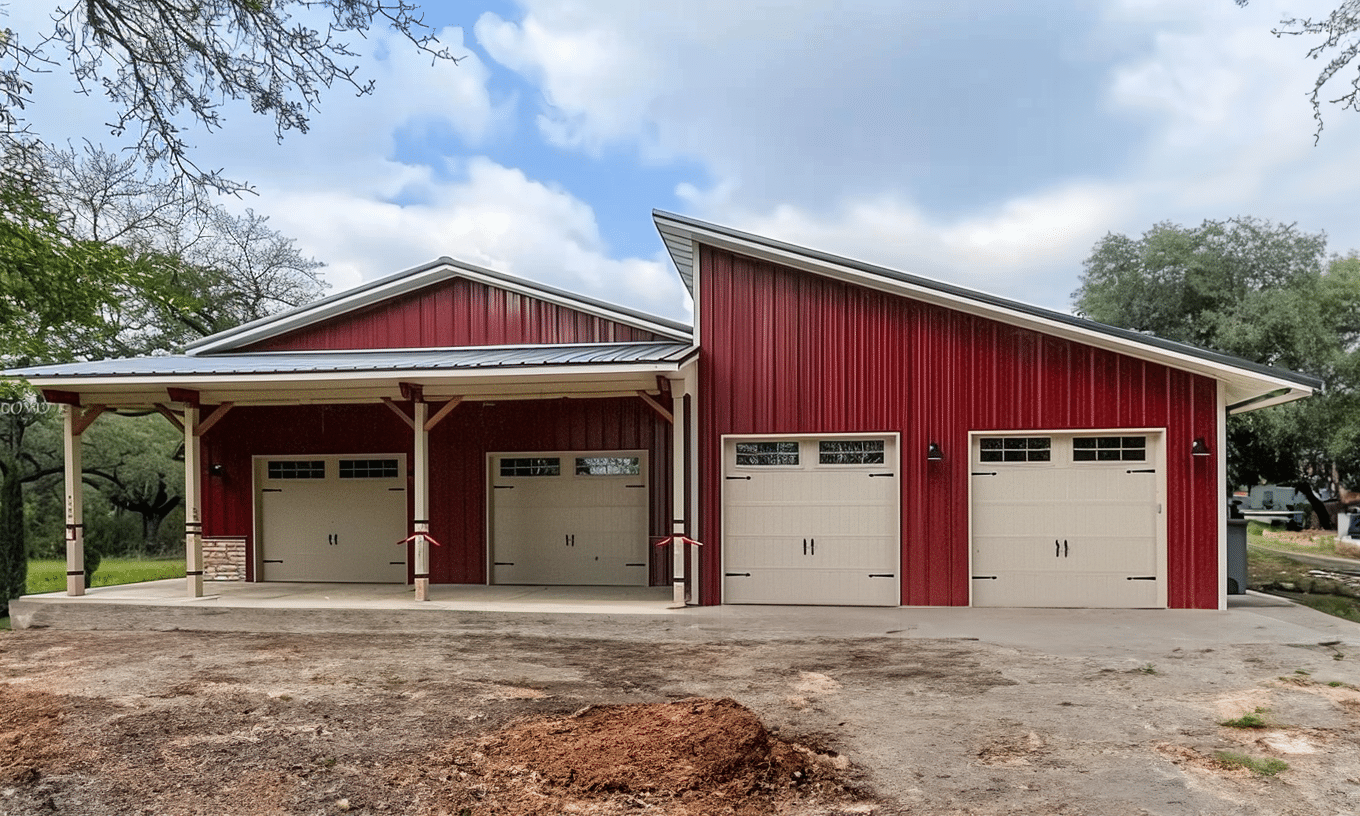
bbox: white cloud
[258,157,690,318]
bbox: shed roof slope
[188,256,692,355]
[654,210,1320,412]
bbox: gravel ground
[2,622,1359,815]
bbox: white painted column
[1216,381,1229,611]
[413,400,430,601]
[670,389,687,606]
[63,406,85,596]
[184,406,204,598]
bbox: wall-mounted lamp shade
[926,442,944,461]
[208,463,226,477]
[1191,437,1211,457]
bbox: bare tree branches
[2,0,460,193]
[1240,0,1360,142]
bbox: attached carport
[8,342,697,601]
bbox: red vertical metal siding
[201,398,672,585]
[244,277,664,351]
[698,246,1221,609]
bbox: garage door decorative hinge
[725,572,751,577]
[868,472,895,478]
[1125,469,1156,474]
[971,471,998,477]
[972,575,998,580]
[725,475,751,480]
[1126,576,1157,581]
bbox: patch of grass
[25,557,186,594]
[1219,707,1269,728]
[1247,547,1360,623]
[1214,750,1289,777]
[1247,521,1345,556]
[0,617,8,630]
[1137,663,1158,675]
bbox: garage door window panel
[818,440,885,465]
[979,437,1051,463]
[735,441,800,467]
[267,460,326,479]
[1073,436,1147,462]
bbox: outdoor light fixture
[926,442,944,461]
[1191,437,1211,457]
[208,463,226,477]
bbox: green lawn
[1247,546,1360,623]
[25,557,186,595]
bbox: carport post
[670,388,686,605]
[413,400,430,601]
[183,405,204,598]
[62,406,84,596]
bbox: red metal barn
[8,213,1318,611]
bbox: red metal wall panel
[201,398,672,585]
[244,277,665,351]
[698,246,1221,609]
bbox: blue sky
[11,0,1360,322]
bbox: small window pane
[268,460,325,479]
[818,439,885,465]
[575,456,641,476]
[736,442,800,466]
[1073,436,1148,462]
[339,459,399,478]
[979,437,1050,463]
[500,457,561,477]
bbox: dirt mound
[406,697,856,815]
[0,686,71,784]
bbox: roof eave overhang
[185,258,693,355]
[18,358,693,409]
[654,210,1319,411]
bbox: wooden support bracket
[70,405,106,436]
[153,404,185,433]
[423,397,463,432]
[636,391,674,424]
[381,397,415,430]
[194,403,235,437]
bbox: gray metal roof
[652,209,1322,394]
[5,342,694,379]
[185,257,693,355]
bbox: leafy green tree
[1074,217,1360,528]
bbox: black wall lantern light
[208,463,226,477]
[926,442,944,461]
[1191,437,1211,457]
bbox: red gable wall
[244,276,666,351]
[698,246,1220,609]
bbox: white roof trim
[653,210,1318,410]
[186,257,692,355]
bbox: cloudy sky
[11,0,1360,321]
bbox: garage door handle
[726,572,751,577]
[1127,576,1157,581]
[811,538,815,555]
[1063,540,1068,558]
[726,475,751,480]
[1055,540,1060,557]
[803,538,807,555]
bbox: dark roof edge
[652,209,1322,392]
[186,256,693,354]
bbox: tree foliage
[1239,0,1360,141]
[1074,217,1360,527]
[1,0,458,192]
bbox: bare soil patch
[1,628,1359,815]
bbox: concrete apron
[10,581,1360,660]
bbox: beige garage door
[723,436,899,606]
[970,432,1165,608]
[490,451,649,586]
[256,455,408,583]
